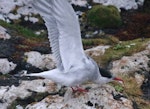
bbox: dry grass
[82,35,119,48]
[110,74,150,109]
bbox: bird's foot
[71,86,88,93]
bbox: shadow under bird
[24,0,123,92]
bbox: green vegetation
[87,5,122,28]
[114,85,124,92]
[111,74,150,109]
[83,37,150,68]
[82,35,119,48]
[92,38,150,67]
[0,20,46,41]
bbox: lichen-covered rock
[110,42,150,87]
[0,78,133,109]
[26,85,133,109]
[0,58,16,74]
[24,51,55,70]
[0,79,56,109]
[110,49,150,75]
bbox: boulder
[0,58,16,74]
[0,79,56,109]
[24,51,55,70]
[110,49,150,75]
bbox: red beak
[113,77,124,83]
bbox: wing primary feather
[32,0,63,69]
[32,0,87,72]
[51,0,87,71]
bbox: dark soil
[141,72,150,100]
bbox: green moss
[0,20,45,41]
[114,85,124,92]
[87,5,122,28]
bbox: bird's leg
[71,86,88,93]
[71,87,76,93]
[76,86,88,92]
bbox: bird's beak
[113,77,124,84]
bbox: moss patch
[0,20,46,41]
[87,5,122,29]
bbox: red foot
[71,86,88,93]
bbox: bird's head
[99,68,123,84]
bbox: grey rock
[0,58,16,74]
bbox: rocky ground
[0,27,150,108]
[0,0,150,109]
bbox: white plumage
[25,0,123,88]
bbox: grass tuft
[0,20,46,41]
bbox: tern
[25,0,123,92]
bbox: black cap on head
[99,67,113,79]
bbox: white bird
[25,0,123,92]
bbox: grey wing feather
[32,0,87,72]
[51,0,87,71]
[32,0,63,69]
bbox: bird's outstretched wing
[32,0,63,69]
[32,0,86,72]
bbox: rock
[16,105,23,109]
[135,73,145,86]
[110,48,150,75]
[0,0,145,24]
[0,79,56,109]
[93,0,144,10]
[26,85,133,109]
[0,26,11,40]
[24,51,55,70]
[69,0,87,6]
[0,58,16,74]
[85,45,110,57]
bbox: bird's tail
[21,69,61,80]
[20,70,42,77]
